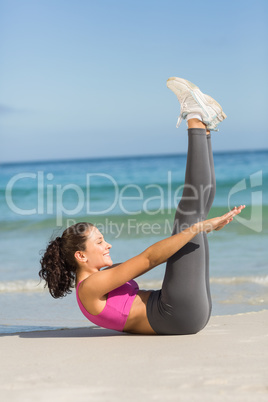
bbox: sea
[0,150,267,334]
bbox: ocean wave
[1,203,268,233]
[210,275,268,286]
[1,276,268,293]
[0,279,48,293]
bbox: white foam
[0,279,48,293]
[0,275,267,294]
[210,275,268,286]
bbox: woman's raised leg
[147,127,216,334]
[146,77,226,335]
[162,127,214,334]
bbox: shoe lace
[176,99,187,128]
[175,90,199,128]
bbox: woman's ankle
[187,118,207,130]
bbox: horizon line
[1,147,268,167]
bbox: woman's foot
[166,77,227,132]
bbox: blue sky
[1,0,268,163]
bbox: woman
[39,77,245,335]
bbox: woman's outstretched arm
[85,206,245,297]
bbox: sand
[0,310,267,402]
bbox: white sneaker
[166,77,227,131]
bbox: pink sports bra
[76,279,139,332]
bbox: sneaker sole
[167,77,227,122]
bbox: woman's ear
[74,251,87,263]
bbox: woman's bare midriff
[122,290,157,335]
[77,280,157,335]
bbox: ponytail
[39,222,94,298]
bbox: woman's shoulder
[77,263,122,291]
[77,275,107,315]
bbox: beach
[1,151,268,334]
[1,0,267,400]
[1,310,267,401]
[1,151,267,400]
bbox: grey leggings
[146,128,215,335]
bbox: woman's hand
[196,205,246,233]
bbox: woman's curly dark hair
[39,222,94,298]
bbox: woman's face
[83,227,113,269]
